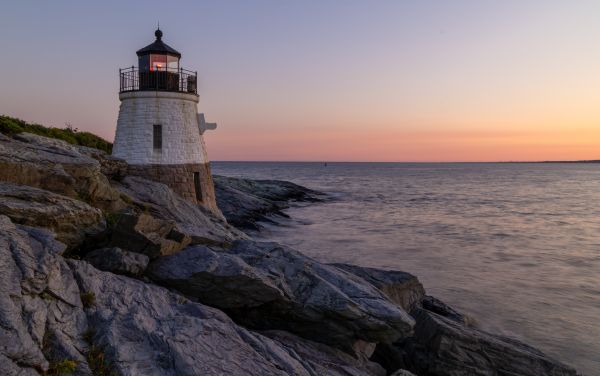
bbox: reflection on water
[212,162,600,374]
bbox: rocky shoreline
[0,132,580,375]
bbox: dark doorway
[193,172,202,201]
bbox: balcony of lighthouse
[119,66,198,94]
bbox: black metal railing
[119,66,197,94]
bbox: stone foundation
[128,163,222,218]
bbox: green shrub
[0,115,112,153]
[48,359,77,375]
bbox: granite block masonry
[112,28,222,217]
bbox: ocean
[212,162,600,375]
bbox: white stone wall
[112,91,209,165]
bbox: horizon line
[212,160,600,164]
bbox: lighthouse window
[153,124,162,149]
[150,54,167,71]
[193,172,203,201]
[167,55,179,72]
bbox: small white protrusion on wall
[198,113,217,134]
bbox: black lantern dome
[119,28,197,94]
[136,28,181,72]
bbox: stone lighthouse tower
[113,28,220,216]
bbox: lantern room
[136,28,181,72]
[119,28,197,94]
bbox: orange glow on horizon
[204,120,600,162]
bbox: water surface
[212,162,600,374]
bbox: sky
[1,1,599,162]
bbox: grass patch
[80,292,96,308]
[120,193,133,205]
[87,345,117,376]
[0,115,112,153]
[104,211,123,229]
[83,328,117,376]
[47,359,77,375]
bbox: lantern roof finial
[136,26,181,58]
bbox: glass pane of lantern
[150,54,167,71]
[167,55,179,72]
[139,55,150,71]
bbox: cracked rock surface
[147,240,415,350]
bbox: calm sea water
[212,162,600,375]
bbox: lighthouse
[113,28,221,216]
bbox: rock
[0,215,91,375]
[148,240,415,350]
[331,264,473,327]
[75,146,129,181]
[0,213,391,376]
[331,263,426,313]
[214,175,323,230]
[0,132,126,212]
[18,225,68,255]
[214,175,322,202]
[262,330,386,376]
[389,370,416,376]
[116,176,245,245]
[149,244,284,308]
[70,259,381,376]
[373,308,578,376]
[84,247,149,276]
[108,209,191,259]
[0,183,106,248]
[214,179,280,230]
[421,295,473,326]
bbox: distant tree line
[0,115,112,153]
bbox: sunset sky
[1,1,599,161]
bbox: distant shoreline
[213,160,600,164]
[522,160,600,164]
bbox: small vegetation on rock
[104,211,123,229]
[119,193,133,204]
[47,359,77,375]
[0,115,112,153]
[83,328,117,376]
[87,345,117,376]
[80,291,96,308]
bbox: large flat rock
[374,308,579,376]
[147,240,415,350]
[70,259,386,376]
[0,215,91,375]
[0,182,105,248]
[0,132,125,212]
[214,175,322,202]
[116,176,245,246]
[214,175,322,230]
[331,263,426,313]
